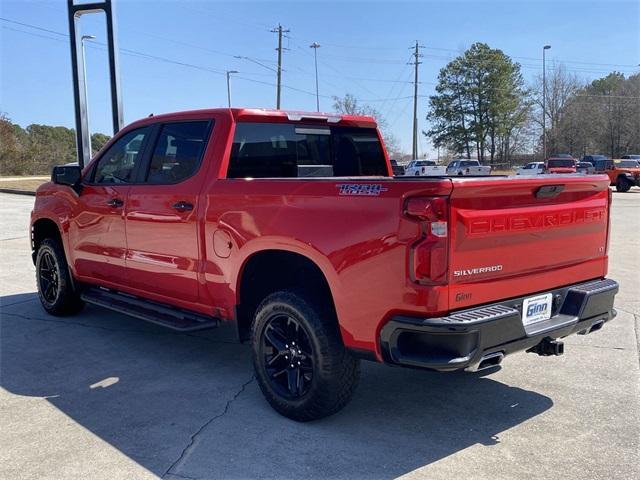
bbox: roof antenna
[148,113,154,117]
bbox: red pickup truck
[545,156,577,174]
[31,108,618,421]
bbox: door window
[92,127,150,184]
[146,121,211,184]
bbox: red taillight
[404,196,449,284]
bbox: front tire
[616,176,631,192]
[35,238,84,316]
[251,290,360,422]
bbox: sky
[1,0,639,157]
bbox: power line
[286,32,638,69]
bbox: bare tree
[533,64,583,155]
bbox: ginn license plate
[522,293,553,326]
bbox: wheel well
[31,218,61,264]
[236,250,336,342]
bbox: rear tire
[36,238,84,316]
[251,289,360,422]
[616,176,631,192]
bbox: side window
[93,127,149,184]
[227,123,386,178]
[146,121,211,184]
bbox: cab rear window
[227,123,388,178]
[548,159,575,168]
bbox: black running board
[81,287,220,332]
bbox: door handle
[106,198,124,208]
[172,201,194,212]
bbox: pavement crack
[164,473,198,480]
[612,307,640,369]
[162,376,255,479]
[567,343,626,351]
[0,236,29,241]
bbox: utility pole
[309,42,321,111]
[271,24,290,109]
[409,41,424,160]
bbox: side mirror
[52,165,82,192]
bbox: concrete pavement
[1,191,638,480]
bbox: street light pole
[543,44,551,160]
[309,42,321,111]
[226,70,238,108]
[81,34,95,156]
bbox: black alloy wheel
[261,313,314,399]
[35,238,84,316]
[38,250,60,304]
[251,290,360,421]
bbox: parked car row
[514,154,640,192]
[398,159,491,176]
[394,153,639,192]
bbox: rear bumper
[380,278,618,372]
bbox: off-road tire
[616,176,631,192]
[251,289,360,422]
[35,238,84,316]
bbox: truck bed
[202,173,611,354]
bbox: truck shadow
[1,292,553,479]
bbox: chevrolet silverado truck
[31,108,619,421]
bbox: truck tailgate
[447,175,611,309]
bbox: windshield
[227,123,388,178]
[622,155,640,160]
[548,159,575,168]
[616,160,640,168]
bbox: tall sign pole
[310,42,321,111]
[67,0,123,167]
[542,45,551,160]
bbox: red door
[69,126,151,287]
[70,184,130,285]
[124,120,212,309]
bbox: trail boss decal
[337,184,389,196]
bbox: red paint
[30,108,613,361]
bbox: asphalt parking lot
[1,191,638,480]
